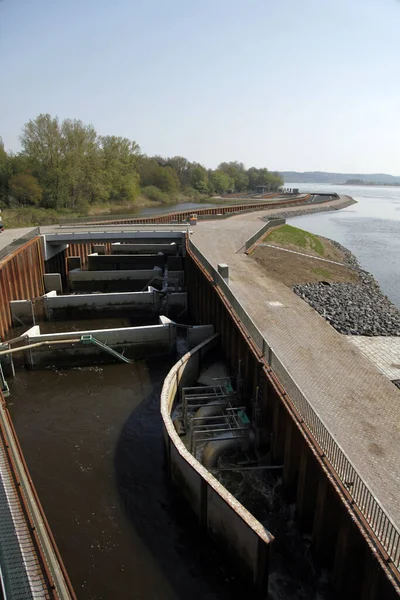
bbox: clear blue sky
[1,0,400,173]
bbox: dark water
[8,359,250,600]
[287,183,400,308]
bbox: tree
[209,170,234,194]
[0,139,10,206]
[165,156,193,187]
[9,173,42,205]
[20,114,62,208]
[100,135,141,202]
[218,161,249,191]
[152,165,180,193]
[191,165,209,193]
[60,119,104,209]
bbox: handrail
[186,235,400,575]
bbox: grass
[311,266,333,280]
[265,224,325,256]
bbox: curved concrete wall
[160,334,273,592]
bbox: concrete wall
[187,325,214,349]
[244,218,286,252]
[160,334,273,592]
[44,290,187,320]
[10,300,34,327]
[111,243,179,255]
[22,317,176,367]
[68,267,163,292]
[87,254,166,271]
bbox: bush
[141,186,171,204]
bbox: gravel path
[293,241,400,336]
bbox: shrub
[142,186,170,204]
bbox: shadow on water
[114,381,252,600]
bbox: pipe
[193,400,225,428]
[202,432,240,469]
[0,338,81,356]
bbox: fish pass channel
[1,232,249,600]
[8,353,251,600]
[0,230,346,599]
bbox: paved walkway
[191,204,400,529]
[0,227,35,254]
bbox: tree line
[0,114,283,213]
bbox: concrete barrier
[22,317,177,367]
[44,273,63,293]
[44,289,187,320]
[111,243,178,255]
[161,335,273,592]
[68,267,163,292]
[10,300,34,327]
[244,218,286,252]
[87,254,166,271]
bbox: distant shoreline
[340,181,400,187]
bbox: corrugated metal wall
[66,242,112,268]
[0,237,45,340]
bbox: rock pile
[293,242,400,336]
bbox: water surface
[287,183,400,308]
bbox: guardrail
[187,236,400,575]
[0,228,40,262]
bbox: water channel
[9,353,250,600]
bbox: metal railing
[187,236,400,573]
[0,228,40,262]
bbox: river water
[286,183,400,308]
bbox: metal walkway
[0,392,75,599]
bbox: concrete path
[191,204,400,529]
[0,227,36,254]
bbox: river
[285,183,400,309]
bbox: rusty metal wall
[0,237,44,340]
[66,242,112,268]
[60,195,312,227]
[185,248,400,599]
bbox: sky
[1,0,400,173]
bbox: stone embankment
[264,196,356,221]
[293,241,400,336]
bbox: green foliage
[9,173,42,205]
[218,161,249,191]
[209,170,234,194]
[266,225,325,256]
[0,114,284,214]
[142,186,171,203]
[191,165,209,193]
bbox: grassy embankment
[251,224,359,286]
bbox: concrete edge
[160,333,274,545]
